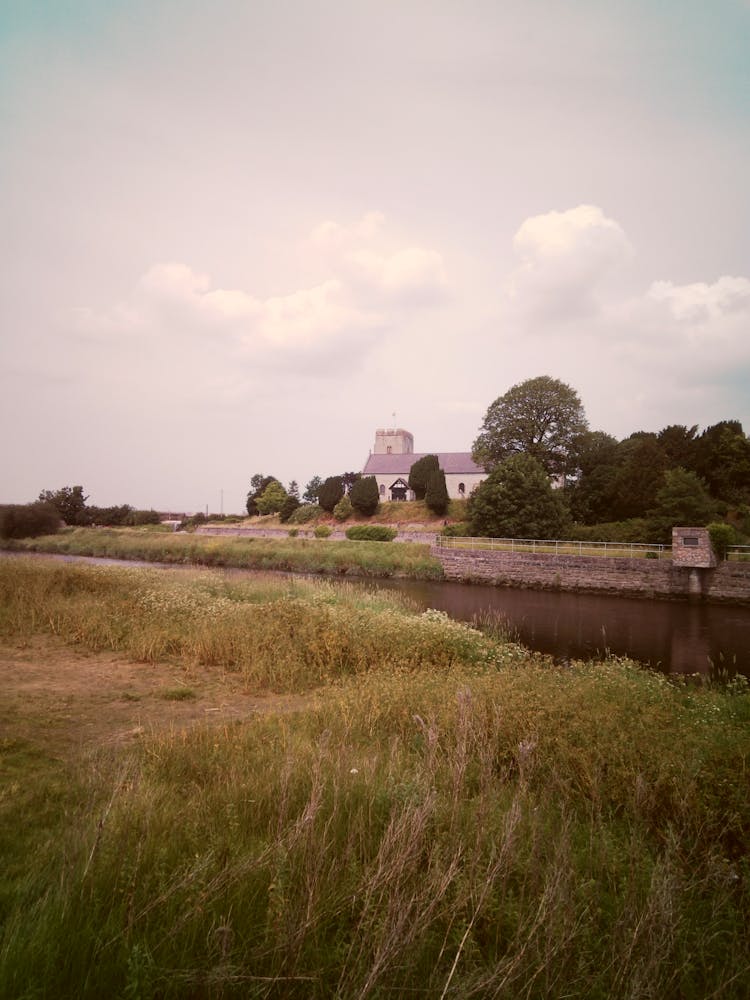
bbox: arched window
[458,483,466,496]
[387,445,392,454]
[379,484,386,496]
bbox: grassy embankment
[1,557,749,998]
[5,526,443,580]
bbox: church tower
[373,428,414,456]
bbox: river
[5,552,750,676]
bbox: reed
[1,559,748,999]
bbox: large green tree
[408,455,440,500]
[349,476,380,516]
[255,480,288,515]
[647,468,717,541]
[469,454,568,539]
[318,476,345,513]
[246,475,280,516]
[37,486,90,526]
[425,469,449,516]
[472,376,588,477]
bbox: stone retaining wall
[433,547,750,604]
[195,526,437,544]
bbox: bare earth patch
[0,636,313,757]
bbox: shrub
[0,502,60,539]
[425,469,449,515]
[288,528,299,538]
[279,494,301,523]
[319,476,345,513]
[441,522,472,537]
[349,476,380,516]
[345,525,397,542]
[314,525,332,538]
[126,509,161,526]
[333,495,353,521]
[289,504,322,524]
[408,455,439,500]
[708,522,737,560]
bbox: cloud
[72,214,446,372]
[505,204,633,323]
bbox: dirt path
[0,636,313,757]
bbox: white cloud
[648,275,750,322]
[506,204,633,323]
[72,214,445,370]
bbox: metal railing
[727,545,750,562]
[435,536,672,559]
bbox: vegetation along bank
[1,557,749,998]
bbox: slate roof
[362,452,484,476]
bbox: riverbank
[1,557,749,998]
[3,526,443,580]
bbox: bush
[288,528,299,538]
[349,476,380,516]
[314,525,332,538]
[425,469,449,516]
[568,519,651,543]
[289,504,322,525]
[408,455,439,500]
[279,494,301,523]
[126,509,161,526]
[708,522,737,560]
[345,525,397,542]
[0,502,60,539]
[319,476,345,513]
[441,522,472,537]
[333,495,353,521]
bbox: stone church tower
[373,428,414,456]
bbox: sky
[2,0,749,512]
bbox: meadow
[0,558,748,998]
[5,527,443,580]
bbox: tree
[472,376,588,477]
[287,480,300,500]
[341,471,361,494]
[567,430,620,524]
[246,475,279,516]
[609,435,667,520]
[38,485,90,526]
[350,476,380,516]
[647,468,717,541]
[279,493,301,523]
[303,476,323,505]
[692,421,750,505]
[425,469,449,516]
[469,454,568,539]
[408,455,440,500]
[318,476,345,513]
[657,424,699,469]
[0,502,60,539]
[255,480,288,515]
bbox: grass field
[1,558,749,998]
[4,526,444,580]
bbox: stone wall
[433,546,750,605]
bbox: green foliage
[345,525,397,541]
[288,504,322,524]
[647,467,717,541]
[470,454,568,539]
[333,494,354,521]
[349,475,380,516]
[126,509,161,526]
[279,493,301,523]
[693,421,750,504]
[302,475,323,505]
[287,527,299,538]
[425,468,449,515]
[473,376,588,476]
[255,480,288,515]
[708,522,737,560]
[314,524,332,538]
[441,521,472,537]
[246,475,279,516]
[408,454,439,500]
[0,502,60,539]
[318,476,345,512]
[568,519,652,543]
[37,485,90,526]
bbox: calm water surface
[6,552,750,676]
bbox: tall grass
[1,560,749,998]
[4,527,443,579]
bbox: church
[362,428,486,502]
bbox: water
[371,578,750,677]
[5,551,749,676]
